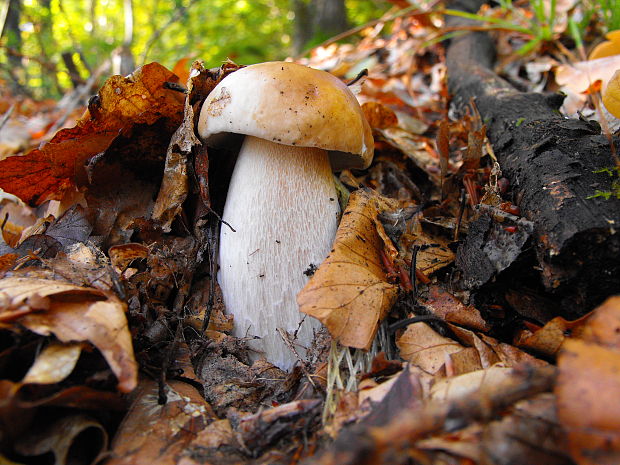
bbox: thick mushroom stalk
[219,136,339,370]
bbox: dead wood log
[446,0,620,316]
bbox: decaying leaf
[0,276,137,392]
[108,379,218,465]
[420,285,489,332]
[0,63,184,205]
[556,296,620,465]
[514,314,590,357]
[13,414,108,465]
[298,188,400,350]
[481,393,571,465]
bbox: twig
[0,104,15,132]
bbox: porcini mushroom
[198,61,373,370]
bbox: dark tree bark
[314,0,348,38]
[292,0,348,54]
[446,0,620,315]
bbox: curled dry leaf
[514,314,590,358]
[298,189,399,350]
[0,276,137,392]
[13,414,108,465]
[0,63,184,205]
[153,61,240,229]
[556,296,620,465]
[22,342,83,384]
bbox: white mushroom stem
[219,135,340,370]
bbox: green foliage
[1,0,390,99]
[444,0,558,55]
[587,166,620,200]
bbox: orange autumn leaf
[0,63,184,205]
[514,314,590,357]
[298,189,399,350]
[361,101,398,130]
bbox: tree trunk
[313,0,348,38]
[292,0,348,54]
[3,0,21,68]
[113,0,135,75]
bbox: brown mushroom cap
[197,61,374,170]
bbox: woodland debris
[446,0,620,315]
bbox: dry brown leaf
[556,296,620,465]
[0,63,184,205]
[13,414,108,465]
[109,243,149,272]
[514,314,590,357]
[396,322,464,374]
[420,285,489,332]
[429,365,517,402]
[361,101,398,129]
[449,324,546,369]
[298,189,399,349]
[557,339,620,465]
[109,378,218,465]
[21,342,83,384]
[0,276,137,392]
[482,393,571,465]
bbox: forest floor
[1,1,620,464]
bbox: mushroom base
[218,136,340,370]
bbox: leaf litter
[0,4,619,465]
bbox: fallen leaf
[556,296,620,465]
[298,188,400,349]
[22,342,83,384]
[603,69,620,118]
[396,322,464,374]
[589,30,620,60]
[0,63,184,205]
[0,276,137,392]
[13,414,108,465]
[109,378,217,465]
[514,314,590,357]
[482,393,571,465]
[557,339,620,465]
[361,101,398,129]
[420,285,489,332]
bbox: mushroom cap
[197,61,374,170]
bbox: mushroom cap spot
[197,61,374,170]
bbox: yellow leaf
[603,69,620,118]
[589,30,620,60]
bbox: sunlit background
[1,0,390,98]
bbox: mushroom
[198,61,373,370]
